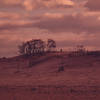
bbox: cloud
[1,0,100,57]
[32,13,100,34]
[0,0,24,9]
[24,0,75,10]
[0,0,74,11]
[0,12,100,35]
[0,19,35,31]
[85,0,100,11]
[0,12,21,20]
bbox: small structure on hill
[58,56,65,72]
[76,45,86,56]
[68,45,87,57]
[60,49,63,53]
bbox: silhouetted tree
[31,39,45,54]
[18,39,46,56]
[47,39,56,52]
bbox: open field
[0,53,100,100]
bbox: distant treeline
[18,39,56,56]
[68,50,100,57]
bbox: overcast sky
[0,0,100,57]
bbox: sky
[0,0,100,57]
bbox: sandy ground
[0,53,100,100]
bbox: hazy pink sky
[0,0,100,57]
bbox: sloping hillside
[0,53,100,86]
[0,53,100,100]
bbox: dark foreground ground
[0,85,100,100]
[0,53,100,100]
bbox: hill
[0,52,100,100]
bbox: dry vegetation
[0,52,100,100]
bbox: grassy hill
[0,52,100,100]
[0,52,100,86]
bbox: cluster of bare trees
[18,39,56,56]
